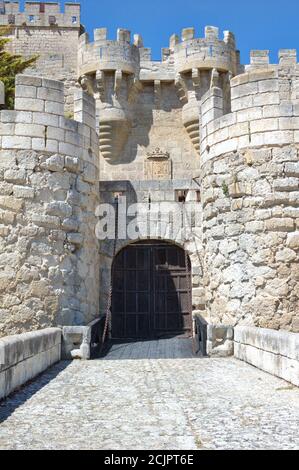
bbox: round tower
[170,26,240,154]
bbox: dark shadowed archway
[111,240,192,339]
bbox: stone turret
[78,28,143,161]
[172,26,238,74]
[170,26,240,154]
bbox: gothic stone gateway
[0,2,299,347]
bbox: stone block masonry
[0,8,299,345]
[0,74,100,338]
[78,25,240,180]
[0,327,61,400]
[200,58,299,333]
[234,326,299,387]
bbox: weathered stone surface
[0,78,99,337]
[41,155,65,172]
[287,232,299,248]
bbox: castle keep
[0,1,299,356]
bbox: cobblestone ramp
[0,357,298,450]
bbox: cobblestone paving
[0,357,298,450]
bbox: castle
[0,1,299,357]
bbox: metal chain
[100,196,119,353]
[183,197,198,356]
[184,237,197,355]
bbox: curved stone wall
[200,67,299,333]
[97,180,204,320]
[78,29,140,77]
[0,75,100,337]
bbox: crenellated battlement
[78,25,240,79]
[169,25,235,47]
[0,73,100,334]
[1,3,299,340]
[248,49,298,69]
[78,28,142,77]
[77,24,241,159]
[0,1,81,28]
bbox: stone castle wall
[200,55,299,333]
[0,75,100,337]
[1,2,81,112]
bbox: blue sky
[20,0,299,63]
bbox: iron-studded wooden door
[112,241,191,339]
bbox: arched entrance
[111,240,192,339]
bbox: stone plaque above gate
[144,148,172,180]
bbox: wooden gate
[112,241,191,339]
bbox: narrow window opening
[8,14,15,24]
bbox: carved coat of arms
[144,148,172,180]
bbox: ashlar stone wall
[78,26,240,182]
[1,2,81,112]
[0,75,100,338]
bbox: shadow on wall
[101,82,182,166]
